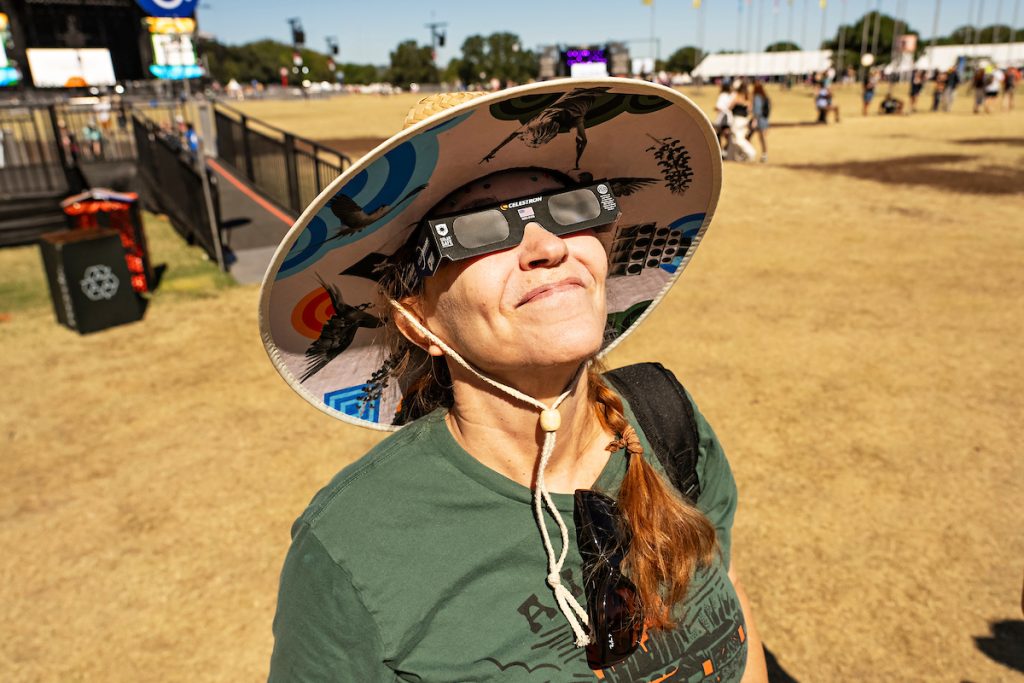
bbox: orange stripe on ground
[206,158,294,226]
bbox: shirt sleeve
[268,522,394,682]
[686,393,739,570]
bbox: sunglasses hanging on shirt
[413,182,621,278]
[574,489,645,670]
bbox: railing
[212,101,351,214]
[0,101,195,198]
[0,104,69,196]
[131,114,222,264]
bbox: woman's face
[415,171,610,377]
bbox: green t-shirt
[269,393,747,682]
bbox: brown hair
[588,365,717,628]
[375,174,718,630]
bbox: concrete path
[207,157,296,284]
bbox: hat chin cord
[389,299,592,647]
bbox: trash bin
[60,189,153,293]
[39,229,144,334]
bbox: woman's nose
[518,222,568,270]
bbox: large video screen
[26,48,117,88]
[151,34,197,66]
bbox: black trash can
[39,229,144,334]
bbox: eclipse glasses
[414,182,621,278]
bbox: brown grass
[2,86,1022,682]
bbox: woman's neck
[444,363,613,492]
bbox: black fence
[0,104,70,197]
[56,100,187,164]
[213,101,350,214]
[0,101,189,197]
[132,114,222,263]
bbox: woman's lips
[517,277,585,307]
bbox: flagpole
[929,0,942,72]
[819,1,828,55]
[1011,0,1020,64]
[993,0,1003,44]
[870,0,882,61]
[858,0,870,80]
[837,0,847,78]
[801,0,809,51]
[697,1,706,88]
[756,0,765,75]
[975,0,986,52]
[965,0,975,46]
[890,2,902,76]
[650,0,657,65]
[787,0,795,78]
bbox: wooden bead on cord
[539,408,562,432]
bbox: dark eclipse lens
[451,209,509,248]
[548,188,602,225]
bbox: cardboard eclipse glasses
[414,183,621,277]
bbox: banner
[897,34,917,53]
[134,0,198,18]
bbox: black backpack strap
[603,362,701,504]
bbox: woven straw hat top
[259,78,722,430]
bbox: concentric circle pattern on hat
[259,78,722,430]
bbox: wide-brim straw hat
[259,78,722,430]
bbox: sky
[197,1,1009,66]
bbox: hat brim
[259,78,722,430]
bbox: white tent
[691,50,833,78]
[915,42,1024,71]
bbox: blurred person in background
[879,92,904,115]
[728,80,758,161]
[816,83,840,123]
[931,70,947,111]
[942,66,960,111]
[714,81,733,156]
[973,65,991,114]
[750,81,770,162]
[862,68,878,115]
[985,66,1003,107]
[1004,65,1019,109]
[908,70,925,113]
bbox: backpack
[604,362,701,504]
[761,95,771,119]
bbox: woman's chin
[522,330,605,369]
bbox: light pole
[425,20,448,66]
[287,18,304,86]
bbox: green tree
[386,40,438,87]
[765,41,800,52]
[198,38,382,84]
[822,12,920,65]
[454,32,538,86]
[337,63,385,85]
[664,46,702,73]
[942,24,1016,44]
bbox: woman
[727,81,758,162]
[261,80,768,681]
[862,68,878,116]
[751,81,770,163]
[714,81,734,154]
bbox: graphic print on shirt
[477,565,747,681]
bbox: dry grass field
[2,84,1022,682]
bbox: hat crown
[403,91,488,129]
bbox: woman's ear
[392,300,444,357]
